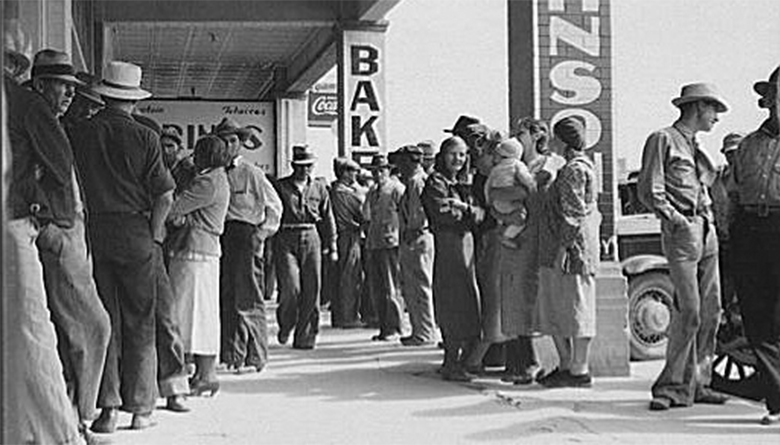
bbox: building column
[337,21,388,167]
[275,94,308,178]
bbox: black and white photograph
[1,0,779,443]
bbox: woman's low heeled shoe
[190,379,220,397]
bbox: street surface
[108,313,778,445]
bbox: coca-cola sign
[308,92,338,127]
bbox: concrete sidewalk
[105,320,778,445]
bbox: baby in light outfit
[484,138,536,248]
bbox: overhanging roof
[96,0,400,100]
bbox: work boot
[90,408,118,434]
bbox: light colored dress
[537,152,601,338]
[168,168,230,355]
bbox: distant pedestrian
[638,83,729,410]
[418,139,437,174]
[395,145,436,346]
[364,154,406,341]
[330,157,367,328]
[274,145,337,350]
[729,66,780,425]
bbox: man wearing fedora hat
[29,48,115,439]
[729,65,780,425]
[394,145,437,346]
[4,24,91,445]
[70,60,175,432]
[363,153,406,342]
[217,117,282,373]
[638,82,730,411]
[274,145,337,349]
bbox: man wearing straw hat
[4,22,88,445]
[729,66,780,425]
[71,61,175,432]
[274,145,337,350]
[638,82,730,411]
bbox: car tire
[628,271,674,361]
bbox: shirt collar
[673,121,697,143]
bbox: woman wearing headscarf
[167,135,231,396]
[422,136,484,382]
[536,116,601,388]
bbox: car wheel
[628,271,674,361]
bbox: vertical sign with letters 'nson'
[538,0,615,248]
[339,25,387,166]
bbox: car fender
[621,254,669,277]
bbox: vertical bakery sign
[339,26,387,166]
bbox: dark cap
[369,154,391,170]
[754,66,779,97]
[444,115,480,136]
[75,72,105,106]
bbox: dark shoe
[761,411,780,425]
[537,368,567,387]
[401,336,435,347]
[90,408,118,434]
[503,365,541,385]
[190,379,220,397]
[130,412,156,430]
[463,364,485,376]
[441,368,474,382]
[694,388,729,405]
[277,329,290,345]
[165,395,190,413]
[292,342,315,350]
[567,372,593,388]
[649,397,672,411]
[80,422,111,445]
[235,364,264,374]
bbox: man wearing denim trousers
[274,145,337,349]
[638,82,730,411]
[28,49,112,440]
[217,118,282,372]
[4,33,86,445]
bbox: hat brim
[34,73,85,86]
[77,90,106,106]
[291,158,316,166]
[671,95,728,113]
[93,83,152,101]
[217,127,252,142]
[754,81,772,96]
[721,145,738,154]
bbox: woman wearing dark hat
[422,136,484,381]
[536,116,601,388]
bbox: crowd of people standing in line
[4,19,780,444]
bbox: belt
[740,204,780,217]
[280,223,316,230]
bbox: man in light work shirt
[394,145,436,346]
[274,145,337,350]
[364,154,406,342]
[638,82,729,411]
[329,157,367,328]
[216,118,282,373]
[729,66,780,425]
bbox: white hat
[93,61,151,101]
[671,82,728,113]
